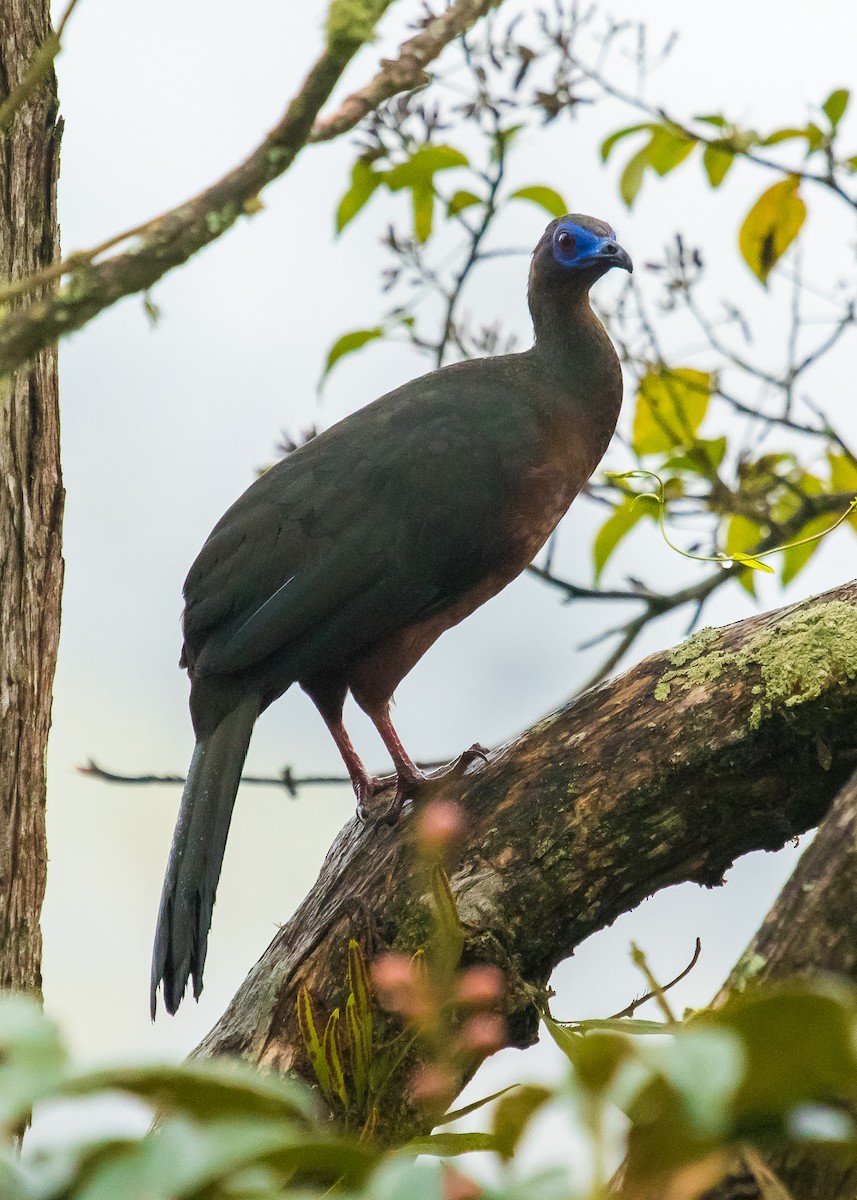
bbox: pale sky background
[32,0,857,1168]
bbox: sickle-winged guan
[151,214,631,1016]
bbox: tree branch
[195,579,857,1145]
[309,0,502,144]
[0,0,503,378]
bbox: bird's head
[529,214,632,302]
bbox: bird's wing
[183,360,544,681]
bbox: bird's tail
[150,693,259,1018]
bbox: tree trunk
[197,579,857,1144]
[0,2,64,993]
[701,766,857,1200]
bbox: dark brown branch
[700,766,857,1200]
[195,579,857,1145]
[0,0,503,378]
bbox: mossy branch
[196,579,857,1145]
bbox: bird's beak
[598,240,633,274]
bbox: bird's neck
[524,289,623,466]
[529,285,602,361]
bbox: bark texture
[0,2,64,992]
[198,579,857,1142]
[702,767,857,1200]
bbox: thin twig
[607,938,702,1021]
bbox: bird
[150,213,631,1017]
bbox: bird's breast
[503,406,604,569]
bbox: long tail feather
[150,693,259,1017]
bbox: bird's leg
[304,680,379,820]
[321,715,376,820]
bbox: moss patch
[326,0,388,48]
[654,600,857,729]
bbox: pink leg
[319,712,375,817]
[304,680,378,820]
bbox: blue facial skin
[551,222,629,272]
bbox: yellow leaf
[632,368,712,455]
[739,177,806,284]
[725,515,764,597]
[829,453,857,532]
[731,552,775,574]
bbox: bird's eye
[555,229,576,256]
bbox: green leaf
[647,126,696,176]
[492,124,524,161]
[725,515,764,597]
[347,939,373,1087]
[600,123,654,161]
[446,189,482,216]
[385,145,468,242]
[567,1031,633,1096]
[384,145,469,190]
[73,1116,306,1200]
[297,986,332,1102]
[368,1158,444,1200]
[663,436,727,478]
[492,1085,552,1160]
[430,864,465,976]
[623,1030,745,1182]
[702,143,734,187]
[593,499,648,581]
[0,995,67,1126]
[828,452,857,527]
[780,513,840,584]
[760,127,810,146]
[411,183,434,242]
[323,1008,348,1108]
[437,1083,521,1125]
[805,121,826,152]
[739,177,806,284]
[509,185,568,218]
[707,984,857,1125]
[823,88,850,128]
[730,552,775,575]
[694,113,727,128]
[403,1131,499,1156]
[489,1169,576,1200]
[632,368,712,455]
[634,1028,745,1139]
[541,1012,581,1064]
[345,992,367,1109]
[566,1017,671,1036]
[66,1059,316,1123]
[619,144,650,207]
[322,327,384,382]
[336,159,384,233]
[0,1157,28,1200]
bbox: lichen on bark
[654,600,857,729]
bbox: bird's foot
[369,743,490,827]
[354,771,397,823]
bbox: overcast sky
[35,0,857,1166]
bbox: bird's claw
[373,791,407,828]
[354,744,490,826]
